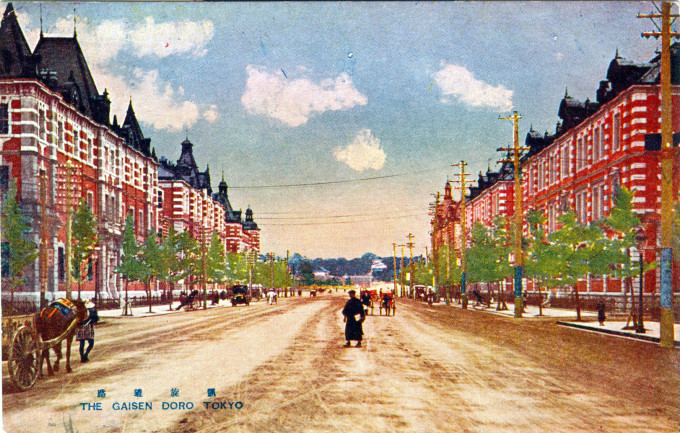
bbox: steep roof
[159,138,212,196]
[0,3,33,78]
[112,102,153,157]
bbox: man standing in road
[342,290,365,347]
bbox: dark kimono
[342,297,365,341]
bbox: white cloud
[433,61,513,111]
[203,105,219,123]
[129,17,214,58]
[333,129,386,172]
[241,65,367,127]
[34,15,215,132]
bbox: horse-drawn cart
[2,299,87,391]
[379,292,396,316]
[2,312,79,391]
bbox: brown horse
[36,299,87,376]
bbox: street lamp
[634,227,647,334]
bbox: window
[592,183,604,221]
[0,165,8,197]
[1,241,8,278]
[575,189,587,223]
[548,203,557,233]
[157,190,163,208]
[549,155,556,185]
[0,103,8,134]
[58,247,65,282]
[593,126,601,162]
[58,122,64,148]
[576,137,584,170]
[87,259,93,281]
[561,146,569,179]
[39,110,45,140]
[612,113,620,152]
[87,191,94,209]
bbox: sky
[6,1,673,259]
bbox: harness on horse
[41,299,77,321]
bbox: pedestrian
[596,300,606,326]
[342,290,365,347]
[76,299,99,362]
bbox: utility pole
[638,2,679,347]
[270,252,274,291]
[65,161,72,300]
[39,169,48,309]
[451,161,471,309]
[399,244,405,297]
[407,233,414,298]
[202,229,207,310]
[286,250,290,297]
[499,110,529,318]
[430,192,441,302]
[392,243,398,295]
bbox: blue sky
[8,1,668,258]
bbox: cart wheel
[8,326,40,391]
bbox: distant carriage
[360,290,378,315]
[379,292,396,316]
[176,290,201,310]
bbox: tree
[71,198,99,300]
[158,226,197,310]
[206,231,226,297]
[547,210,605,320]
[603,186,656,318]
[525,210,563,315]
[466,217,512,309]
[115,214,143,315]
[1,179,38,304]
[225,251,249,283]
[138,230,164,313]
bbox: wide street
[2,291,678,433]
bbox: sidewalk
[428,298,680,347]
[98,299,230,318]
[557,320,680,347]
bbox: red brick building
[0,4,259,302]
[432,45,680,300]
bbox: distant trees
[115,214,143,315]
[466,217,512,309]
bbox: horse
[36,299,88,377]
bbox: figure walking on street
[342,290,365,347]
[596,300,606,326]
[76,299,99,362]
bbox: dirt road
[3,292,678,433]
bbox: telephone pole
[638,1,679,347]
[65,161,72,300]
[499,110,529,318]
[407,233,414,298]
[430,192,441,303]
[392,243,398,295]
[39,169,48,309]
[451,161,471,309]
[399,244,405,297]
[270,252,274,291]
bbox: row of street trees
[415,186,672,318]
[116,214,293,314]
[0,179,293,313]
[1,179,99,308]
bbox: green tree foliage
[547,210,608,320]
[71,198,99,299]
[467,217,512,289]
[115,214,144,315]
[158,227,198,308]
[138,230,164,313]
[225,251,249,283]
[206,231,226,287]
[1,179,38,303]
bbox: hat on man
[348,290,356,295]
[84,299,95,309]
